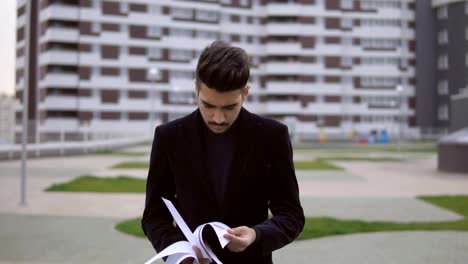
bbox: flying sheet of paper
[143,241,194,264]
[162,198,197,246]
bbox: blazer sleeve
[251,124,305,255]
[141,126,185,253]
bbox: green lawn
[113,160,343,171]
[116,195,468,240]
[294,160,343,170]
[96,150,147,157]
[45,175,146,193]
[111,162,149,169]
[319,157,403,162]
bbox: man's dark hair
[196,41,250,92]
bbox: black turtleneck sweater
[201,122,237,207]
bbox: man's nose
[212,109,225,124]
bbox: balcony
[40,73,79,88]
[42,27,79,43]
[40,5,79,21]
[39,50,78,65]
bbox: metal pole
[20,0,32,207]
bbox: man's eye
[225,107,235,111]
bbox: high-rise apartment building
[416,0,468,135]
[0,94,18,144]
[15,0,417,142]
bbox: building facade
[16,0,417,142]
[0,94,18,144]
[416,0,468,136]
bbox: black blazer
[142,108,304,264]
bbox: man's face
[196,82,249,134]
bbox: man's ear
[194,79,199,95]
[242,83,250,98]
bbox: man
[142,41,304,264]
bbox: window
[120,2,128,13]
[341,57,352,67]
[148,47,161,59]
[196,10,218,22]
[437,6,448,19]
[149,4,160,14]
[341,18,353,29]
[437,80,449,95]
[438,29,448,44]
[91,22,100,33]
[438,104,449,120]
[148,26,161,37]
[169,49,192,61]
[170,28,193,38]
[173,8,192,19]
[341,0,353,9]
[438,54,449,69]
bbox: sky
[0,0,16,96]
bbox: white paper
[144,198,232,264]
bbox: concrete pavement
[1,148,468,263]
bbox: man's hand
[223,226,256,253]
[182,246,210,264]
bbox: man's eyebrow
[201,100,238,109]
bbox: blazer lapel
[183,110,219,213]
[221,108,257,219]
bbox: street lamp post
[396,85,404,152]
[148,67,160,132]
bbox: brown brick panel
[353,116,361,122]
[363,47,397,52]
[300,75,316,82]
[324,116,341,127]
[17,5,25,15]
[325,56,341,69]
[299,16,315,24]
[101,67,120,76]
[299,0,315,4]
[325,36,340,44]
[79,21,99,35]
[231,15,240,22]
[101,45,119,59]
[17,47,24,58]
[325,76,341,83]
[128,90,147,99]
[80,0,93,7]
[128,112,149,120]
[129,46,146,55]
[17,27,25,41]
[325,0,340,10]
[101,112,121,120]
[325,18,340,29]
[78,43,92,52]
[129,25,147,39]
[298,115,317,122]
[102,1,126,16]
[353,57,361,65]
[78,89,92,97]
[129,68,147,82]
[300,56,316,63]
[353,96,361,103]
[300,95,316,107]
[130,3,147,12]
[101,90,119,103]
[79,111,92,122]
[325,96,341,103]
[162,6,170,14]
[79,67,91,80]
[300,36,315,48]
[101,23,120,32]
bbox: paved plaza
[1,145,468,263]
